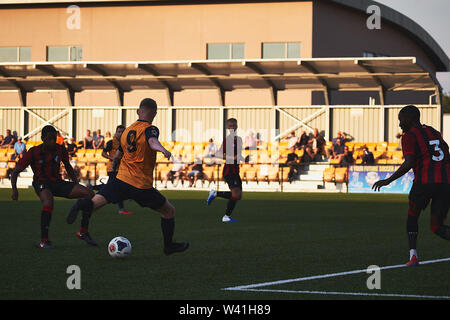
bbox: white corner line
[232,288,450,300]
[222,257,450,291]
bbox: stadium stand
[0,137,407,193]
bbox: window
[207,43,245,60]
[47,46,82,61]
[0,47,31,62]
[262,42,301,59]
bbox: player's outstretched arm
[372,154,415,192]
[10,167,22,200]
[102,140,114,161]
[111,149,123,172]
[148,137,171,160]
[63,159,79,184]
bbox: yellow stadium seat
[334,167,348,183]
[323,167,335,182]
[0,168,7,179]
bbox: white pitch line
[222,257,450,291]
[234,288,450,300]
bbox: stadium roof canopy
[1,0,448,72]
[0,57,440,98]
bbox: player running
[10,125,95,248]
[100,124,133,215]
[206,118,244,223]
[372,105,450,266]
[66,98,189,255]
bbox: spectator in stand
[104,131,112,145]
[285,146,300,182]
[331,137,346,162]
[286,131,298,150]
[340,146,354,166]
[1,129,15,148]
[56,131,64,145]
[12,137,26,160]
[93,129,105,150]
[329,131,343,156]
[205,138,218,158]
[67,137,78,158]
[83,130,93,149]
[309,128,326,161]
[332,131,346,146]
[296,130,309,150]
[244,131,258,150]
[187,158,204,187]
[301,145,315,166]
[361,146,375,165]
[164,155,185,188]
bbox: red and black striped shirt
[401,125,450,184]
[221,135,242,176]
[17,144,69,182]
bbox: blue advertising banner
[348,165,414,194]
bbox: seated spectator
[205,138,218,158]
[164,155,185,188]
[67,137,78,158]
[104,131,112,145]
[12,137,26,160]
[296,130,309,150]
[286,131,297,149]
[285,146,300,182]
[83,130,93,149]
[301,146,315,164]
[309,128,326,161]
[1,129,15,148]
[340,146,354,166]
[244,131,258,150]
[361,147,375,165]
[331,138,345,161]
[93,129,105,150]
[187,158,204,187]
[332,131,346,146]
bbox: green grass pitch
[0,188,449,300]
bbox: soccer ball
[108,236,132,258]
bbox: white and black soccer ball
[108,236,132,258]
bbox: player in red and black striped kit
[373,105,450,266]
[10,125,95,248]
[206,118,244,222]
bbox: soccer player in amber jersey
[100,124,133,215]
[373,105,450,266]
[10,125,95,248]
[206,118,244,223]
[66,98,189,255]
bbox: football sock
[217,191,232,199]
[79,198,94,213]
[76,198,93,230]
[118,201,124,211]
[81,212,91,230]
[406,214,418,250]
[225,197,238,216]
[409,249,418,260]
[41,205,53,241]
[161,217,175,246]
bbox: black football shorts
[224,173,242,190]
[408,183,450,220]
[98,177,166,210]
[32,180,77,198]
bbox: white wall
[444,114,450,144]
